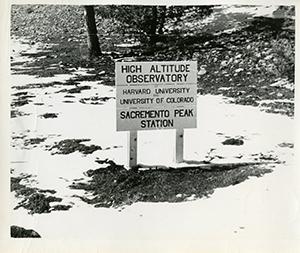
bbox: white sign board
[116,61,197,131]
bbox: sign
[116,61,197,131]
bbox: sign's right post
[176,128,184,163]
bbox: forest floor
[9,4,297,243]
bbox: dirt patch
[260,101,294,117]
[11,110,30,118]
[70,159,273,208]
[11,134,26,140]
[255,153,280,162]
[278,142,293,148]
[11,94,35,108]
[38,189,56,194]
[11,225,41,238]
[11,175,72,214]
[57,85,91,94]
[24,137,46,147]
[51,204,73,211]
[40,113,58,118]
[15,193,63,214]
[79,96,114,105]
[222,138,244,145]
[13,91,29,96]
[12,81,63,90]
[12,135,47,149]
[48,139,102,155]
[103,145,123,150]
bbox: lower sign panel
[116,106,197,131]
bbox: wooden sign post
[129,131,137,168]
[115,61,197,169]
[176,129,184,163]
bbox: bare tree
[84,5,102,58]
[149,6,158,44]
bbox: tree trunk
[149,6,158,44]
[84,5,101,58]
[158,6,166,35]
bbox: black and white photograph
[1,0,299,252]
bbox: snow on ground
[223,5,279,17]
[10,34,297,244]
[167,5,281,36]
[11,163,299,241]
